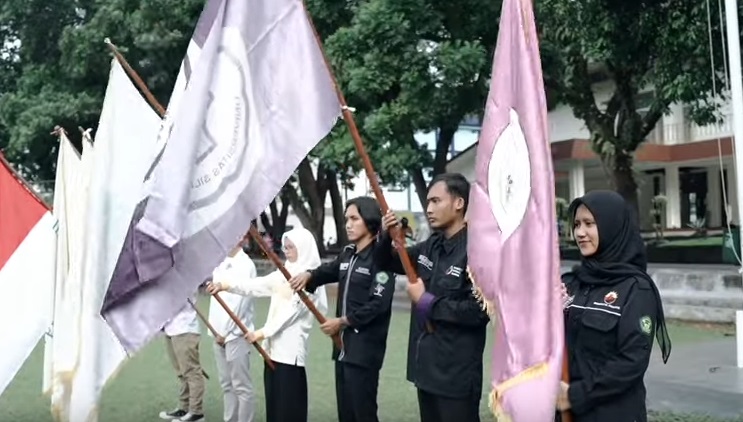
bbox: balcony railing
[690,115,733,141]
[644,113,733,145]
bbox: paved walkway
[562,260,741,272]
[343,261,743,416]
[647,337,743,417]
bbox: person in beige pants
[159,295,206,422]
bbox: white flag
[67,59,163,422]
[43,131,81,398]
[101,0,342,353]
[47,131,96,421]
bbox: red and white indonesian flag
[0,153,56,397]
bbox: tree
[259,190,291,249]
[307,0,502,209]
[0,0,203,182]
[538,0,732,211]
[0,0,359,252]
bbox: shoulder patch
[375,272,390,284]
[639,315,653,335]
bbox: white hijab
[281,227,321,275]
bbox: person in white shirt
[207,242,258,422]
[159,293,206,422]
[207,227,328,422]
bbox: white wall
[547,83,735,145]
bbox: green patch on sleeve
[639,315,653,335]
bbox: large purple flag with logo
[466,0,564,419]
[101,0,341,353]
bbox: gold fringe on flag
[489,362,551,421]
[466,266,497,318]
[466,266,555,421]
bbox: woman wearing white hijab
[207,227,328,422]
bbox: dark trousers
[264,361,308,422]
[335,361,380,422]
[417,388,481,422]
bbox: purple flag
[101,0,341,353]
[466,0,564,419]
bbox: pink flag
[466,0,564,419]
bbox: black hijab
[568,190,671,364]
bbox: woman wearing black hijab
[557,190,671,422]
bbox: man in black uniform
[376,173,490,422]
[289,196,395,422]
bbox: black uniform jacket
[305,241,395,371]
[376,227,490,398]
[562,272,658,422]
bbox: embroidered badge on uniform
[375,272,389,284]
[604,291,618,305]
[639,315,653,335]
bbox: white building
[447,80,737,231]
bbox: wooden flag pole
[104,38,165,116]
[104,38,275,370]
[187,298,221,339]
[300,3,434,332]
[299,5,420,284]
[561,345,572,421]
[247,225,342,349]
[213,292,275,370]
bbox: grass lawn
[0,298,735,421]
[656,236,723,247]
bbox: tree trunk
[409,167,429,211]
[432,125,457,175]
[407,125,457,212]
[258,191,290,242]
[286,184,327,255]
[610,150,640,220]
[327,170,348,246]
[287,158,331,255]
[259,211,273,235]
[272,190,290,238]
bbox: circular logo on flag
[188,29,263,216]
[487,109,531,242]
[604,291,618,305]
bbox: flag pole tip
[104,37,112,45]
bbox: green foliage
[306,0,500,191]
[1,0,501,199]
[537,0,733,207]
[0,0,204,181]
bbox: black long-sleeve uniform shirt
[305,241,395,371]
[375,227,490,398]
[561,272,658,422]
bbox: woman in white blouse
[207,227,328,422]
